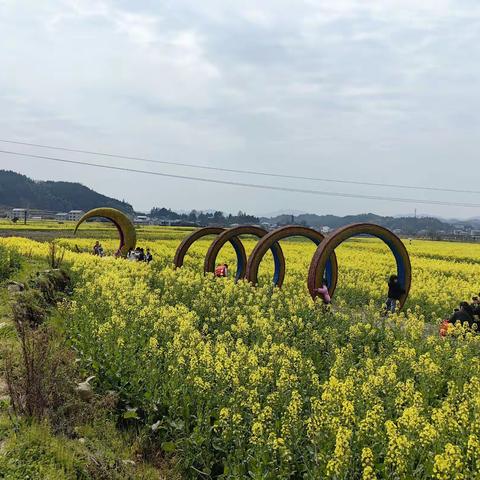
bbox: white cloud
[113,11,160,46]
[1,0,480,216]
[241,8,274,28]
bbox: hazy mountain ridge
[1,170,475,233]
[261,212,455,235]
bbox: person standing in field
[385,274,405,314]
[145,248,153,263]
[215,263,229,278]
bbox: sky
[1,0,480,218]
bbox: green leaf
[123,408,139,420]
[161,441,176,453]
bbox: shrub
[5,268,77,427]
[4,322,74,421]
[11,289,48,329]
[46,242,65,269]
[0,245,21,281]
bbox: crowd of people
[127,247,153,263]
[92,242,153,263]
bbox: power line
[2,148,480,209]
[1,138,478,195]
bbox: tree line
[150,207,259,226]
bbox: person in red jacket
[214,263,229,278]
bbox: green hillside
[0,170,134,214]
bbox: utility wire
[2,148,480,209]
[1,138,478,195]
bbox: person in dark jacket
[449,302,476,328]
[471,296,480,319]
[385,274,406,314]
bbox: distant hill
[443,217,480,228]
[262,212,453,235]
[0,170,134,214]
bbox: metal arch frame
[308,223,412,309]
[204,225,285,282]
[173,227,248,281]
[245,225,338,288]
[74,207,136,257]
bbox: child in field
[314,280,331,305]
[93,241,104,257]
[385,274,405,314]
[215,264,228,277]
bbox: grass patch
[0,416,166,479]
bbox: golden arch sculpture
[74,208,136,257]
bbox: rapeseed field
[1,233,479,479]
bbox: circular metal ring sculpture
[246,225,338,288]
[308,223,412,309]
[204,225,285,282]
[173,227,248,281]
[74,207,136,257]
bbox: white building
[55,212,68,221]
[321,226,332,234]
[8,208,27,220]
[134,215,150,224]
[68,210,84,222]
